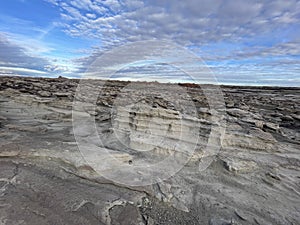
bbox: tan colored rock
[255,120,264,129]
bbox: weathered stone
[0,76,299,225]
[222,158,258,173]
[264,122,280,131]
[37,90,52,97]
[254,120,264,129]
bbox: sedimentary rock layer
[0,76,299,225]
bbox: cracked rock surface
[0,76,299,225]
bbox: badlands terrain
[0,76,299,225]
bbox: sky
[0,0,299,86]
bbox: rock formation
[0,76,299,224]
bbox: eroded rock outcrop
[0,76,299,225]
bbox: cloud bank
[0,0,299,86]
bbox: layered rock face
[0,76,300,225]
[113,104,201,158]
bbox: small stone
[226,102,235,108]
[223,158,257,173]
[38,90,52,97]
[264,122,279,131]
[255,120,264,129]
[87,111,98,116]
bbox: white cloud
[0,33,76,76]
[45,0,300,48]
[0,66,47,74]
[42,0,300,86]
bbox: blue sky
[0,0,299,86]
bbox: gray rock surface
[0,76,299,225]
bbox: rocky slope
[0,76,299,225]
